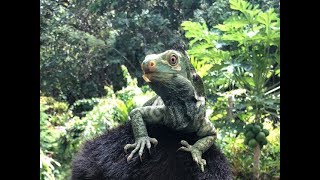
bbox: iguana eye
[169,55,178,66]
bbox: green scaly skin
[124,50,216,172]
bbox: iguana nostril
[149,61,155,67]
[141,60,155,73]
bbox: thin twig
[264,86,280,96]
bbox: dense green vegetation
[40,0,279,179]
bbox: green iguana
[124,49,216,172]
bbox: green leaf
[230,0,247,12]
[256,8,279,26]
[275,69,280,77]
[215,24,231,32]
[190,56,213,77]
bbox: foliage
[40,0,193,103]
[41,0,279,103]
[40,66,155,180]
[41,0,127,103]
[70,98,100,117]
[216,120,280,179]
[182,0,280,178]
[182,0,280,124]
[40,96,73,179]
[40,148,61,180]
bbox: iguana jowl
[124,50,216,172]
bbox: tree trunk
[227,95,234,120]
[253,144,261,180]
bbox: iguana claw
[177,140,206,172]
[124,136,158,162]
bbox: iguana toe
[177,139,207,172]
[124,143,136,153]
[149,137,158,146]
[124,136,158,162]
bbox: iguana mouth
[142,72,160,83]
[142,72,175,83]
[142,74,152,82]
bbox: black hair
[72,122,232,180]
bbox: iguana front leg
[178,118,216,172]
[124,105,165,161]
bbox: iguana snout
[141,59,156,74]
[141,59,156,83]
[141,56,164,83]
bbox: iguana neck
[149,75,196,105]
[149,75,199,130]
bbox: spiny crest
[175,47,205,97]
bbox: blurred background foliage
[40,0,279,179]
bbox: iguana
[124,49,216,172]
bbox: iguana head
[141,50,190,83]
[141,49,202,102]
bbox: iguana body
[124,50,216,172]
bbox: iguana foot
[177,140,206,172]
[124,136,158,162]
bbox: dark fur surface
[72,122,232,180]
